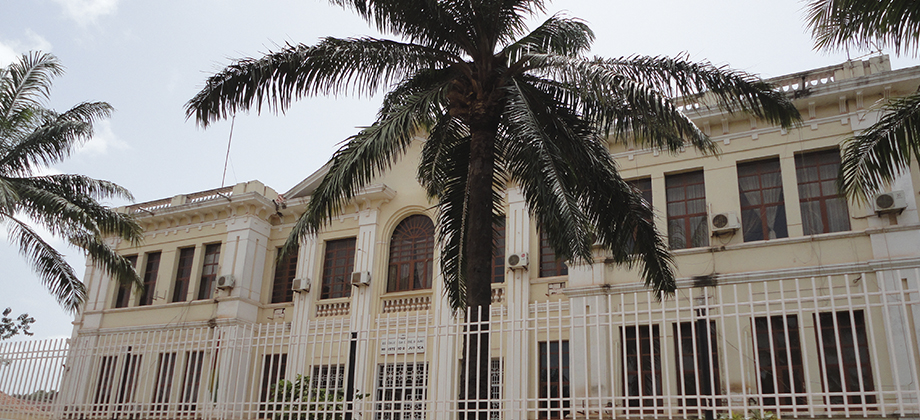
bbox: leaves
[189,1,801,309]
[0,52,142,312]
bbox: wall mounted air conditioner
[351,271,371,286]
[216,274,236,290]
[507,253,528,270]
[710,212,740,235]
[291,278,311,293]
[874,190,907,214]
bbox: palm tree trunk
[461,118,498,420]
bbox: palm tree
[1,52,142,312]
[187,0,799,413]
[807,0,920,201]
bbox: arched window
[387,215,435,292]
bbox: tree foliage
[807,0,920,202]
[0,52,143,311]
[1,307,35,340]
[188,0,800,311]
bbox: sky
[2,0,919,341]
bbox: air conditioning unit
[874,190,907,214]
[291,278,311,293]
[351,271,371,286]
[507,253,528,270]
[216,274,236,290]
[710,212,740,235]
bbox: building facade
[3,56,920,420]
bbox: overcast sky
[2,0,919,341]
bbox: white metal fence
[3,269,920,420]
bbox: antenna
[221,115,235,188]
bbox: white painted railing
[3,268,920,420]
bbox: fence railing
[3,268,920,420]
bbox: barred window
[623,325,663,409]
[754,315,806,410]
[375,362,428,420]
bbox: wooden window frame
[666,171,708,249]
[173,247,195,302]
[386,215,435,293]
[197,243,221,300]
[271,246,299,303]
[753,315,806,411]
[795,149,851,235]
[815,310,876,406]
[737,158,788,241]
[321,238,355,299]
[538,341,570,419]
[140,252,161,306]
[114,255,137,308]
[538,230,567,278]
[622,325,663,409]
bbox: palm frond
[503,15,593,65]
[531,54,800,129]
[808,0,920,56]
[282,71,450,257]
[501,77,594,264]
[0,52,64,125]
[70,232,142,297]
[3,214,84,312]
[187,38,458,127]
[840,92,920,202]
[0,101,113,174]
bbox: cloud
[77,120,128,156]
[52,0,119,24]
[0,32,53,66]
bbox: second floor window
[796,149,850,235]
[140,252,161,306]
[738,158,788,241]
[322,238,355,299]
[666,171,708,249]
[114,255,137,308]
[198,244,221,300]
[271,246,298,303]
[539,230,567,278]
[492,218,505,283]
[173,247,195,302]
[387,215,434,292]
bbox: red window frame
[271,246,299,303]
[666,171,708,249]
[387,215,435,292]
[738,158,788,241]
[197,244,221,300]
[795,149,851,234]
[173,247,195,302]
[140,252,161,306]
[321,238,355,299]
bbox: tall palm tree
[1,52,142,312]
[808,0,920,201]
[187,0,799,412]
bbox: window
[673,321,721,408]
[375,362,428,420]
[93,352,142,410]
[322,239,356,299]
[490,359,503,420]
[738,158,788,241]
[629,177,653,208]
[492,218,505,283]
[538,341,570,419]
[260,353,288,403]
[114,255,137,308]
[796,149,850,234]
[140,252,161,306]
[272,246,299,303]
[173,247,195,302]
[816,311,876,405]
[753,315,806,409]
[198,243,221,300]
[626,178,653,253]
[313,364,346,391]
[539,230,567,278]
[622,325,663,409]
[180,351,205,412]
[152,352,177,411]
[666,171,708,249]
[387,215,435,292]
